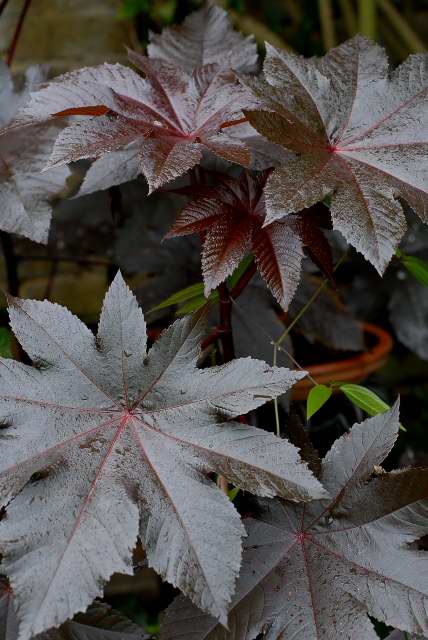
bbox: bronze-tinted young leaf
[162,402,428,639]
[167,170,333,309]
[243,37,428,274]
[0,63,70,242]
[0,577,148,639]
[11,52,252,194]
[0,272,326,639]
[147,4,258,73]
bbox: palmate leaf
[0,272,326,639]
[0,577,148,639]
[147,4,258,74]
[0,63,70,242]
[162,402,428,639]
[11,50,252,194]
[243,37,428,274]
[166,170,333,310]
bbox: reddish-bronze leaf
[52,105,110,117]
[167,171,333,309]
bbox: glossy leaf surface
[0,273,325,639]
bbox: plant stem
[6,0,33,66]
[218,282,235,363]
[377,0,425,52]
[271,253,346,437]
[107,185,124,283]
[273,345,281,437]
[216,282,235,495]
[275,253,347,349]
[230,261,257,299]
[339,0,357,37]
[0,0,10,18]
[0,232,19,296]
[318,0,337,50]
[358,0,377,39]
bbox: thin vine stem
[377,0,425,53]
[358,0,377,39]
[5,0,33,66]
[274,253,347,349]
[272,253,347,437]
[318,0,337,51]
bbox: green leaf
[401,254,428,287]
[150,282,205,313]
[176,295,211,316]
[340,383,406,431]
[0,328,12,358]
[306,384,332,419]
[228,486,240,502]
[117,0,150,18]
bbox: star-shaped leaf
[0,577,149,639]
[162,402,428,639]
[0,272,326,639]
[147,3,258,73]
[243,37,428,274]
[166,170,333,309]
[11,51,252,194]
[0,63,70,242]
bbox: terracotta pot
[291,322,394,401]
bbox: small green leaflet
[149,282,210,314]
[396,250,428,287]
[150,255,255,316]
[228,486,240,502]
[340,383,406,431]
[306,384,332,419]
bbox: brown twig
[0,0,10,18]
[230,261,257,299]
[5,0,33,66]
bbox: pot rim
[291,322,393,398]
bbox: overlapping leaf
[147,3,258,73]
[11,49,253,194]
[0,63,70,242]
[0,578,148,639]
[389,278,428,361]
[290,275,365,351]
[243,37,428,274]
[0,272,326,639]
[167,170,333,309]
[162,402,428,639]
